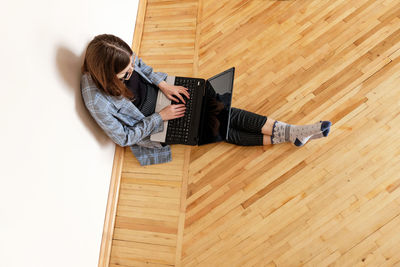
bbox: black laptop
[150,67,235,146]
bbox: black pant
[226,107,267,146]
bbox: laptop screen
[198,68,234,145]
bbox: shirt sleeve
[89,105,164,147]
[135,56,168,86]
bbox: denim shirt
[80,55,172,166]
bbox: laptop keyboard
[166,77,201,144]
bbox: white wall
[0,0,139,266]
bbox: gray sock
[309,132,324,141]
[271,121,331,146]
[309,127,330,141]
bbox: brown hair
[81,34,134,99]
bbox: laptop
[150,67,235,146]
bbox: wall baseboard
[98,146,124,267]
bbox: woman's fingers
[175,92,186,104]
[170,96,180,103]
[173,113,185,119]
[180,86,190,99]
[172,104,186,118]
[176,109,186,115]
[173,104,186,108]
[176,106,186,109]
[172,86,189,103]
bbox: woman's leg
[262,135,272,145]
[261,117,331,138]
[261,117,276,136]
[230,108,331,146]
[226,128,273,146]
[229,108,268,134]
[227,128,265,146]
[227,108,272,146]
[228,107,331,146]
[227,125,329,146]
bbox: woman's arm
[89,105,164,147]
[81,72,165,148]
[134,56,190,103]
[134,56,168,86]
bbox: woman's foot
[271,120,332,146]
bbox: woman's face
[116,55,134,81]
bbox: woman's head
[81,34,134,98]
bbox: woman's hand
[158,81,190,104]
[159,104,186,121]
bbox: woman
[81,34,331,166]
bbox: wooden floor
[109,0,400,266]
